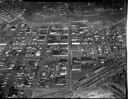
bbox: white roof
[20,43,26,45]
[79,27,88,29]
[50,32,57,34]
[60,43,68,45]
[72,42,80,45]
[63,27,69,30]
[62,67,66,69]
[44,65,48,67]
[37,39,45,41]
[36,51,41,56]
[72,68,81,71]
[47,43,68,45]
[60,71,67,75]
[42,72,46,76]
[63,34,68,35]
[56,83,65,85]
[0,43,7,45]
[53,55,68,57]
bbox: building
[35,50,41,57]
[60,70,67,76]
[72,64,81,71]
[59,58,67,62]
[81,56,95,64]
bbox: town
[0,0,126,98]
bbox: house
[81,56,94,64]
[39,29,47,35]
[52,50,60,55]
[0,43,7,45]
[93,66,105,74]
[56,83,66,87]
[72,57,81,64]
[60,70,67,76]
[72,42,80,45]
[59,58,67,62]
[72,68,81,71]
[41,71,47,79]
[35,50,41,56]
[10,25,17,31]
[72,65,81,71]
[97,56,106,64]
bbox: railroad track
[73,58,126,90]
[82,63,126,88]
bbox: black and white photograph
[0,0,127,98]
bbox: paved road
[31,25,51,97]
[67,23,72,90]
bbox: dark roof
[59,58,67,62]
[38,36,45,40]
[53,50,60,55]
[61,35,68,39]
[97,56,106,59]
[81,57,94,61]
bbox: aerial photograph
[0,0,127,98]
